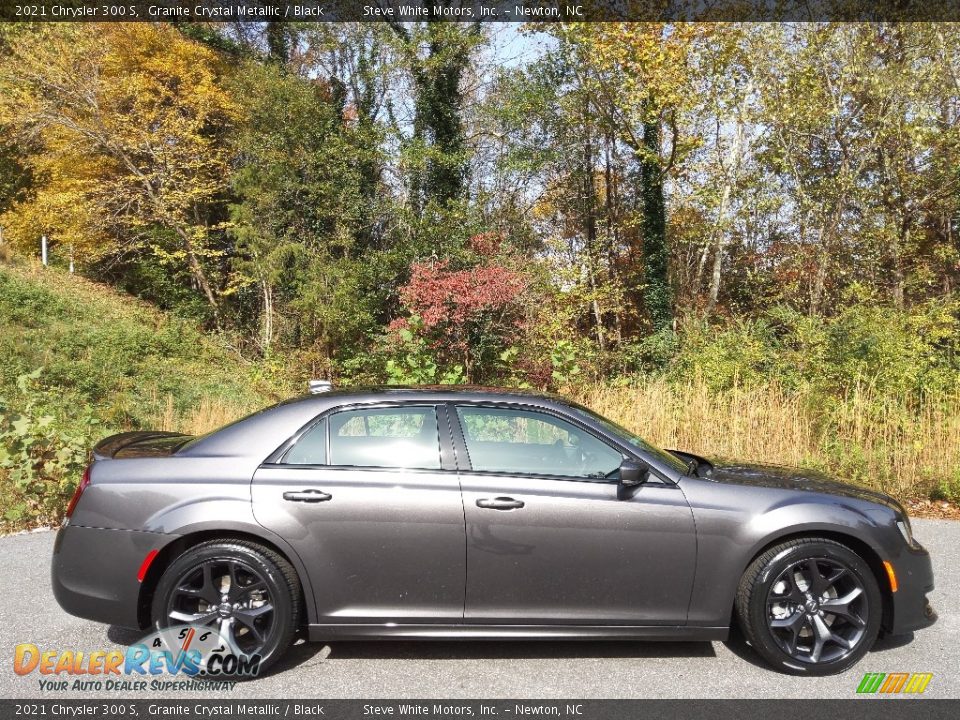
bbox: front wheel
[735,538,882,675]
[151,540,302,676]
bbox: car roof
[289,385,572,407]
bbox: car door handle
[282,489,332,503]
[476,497,524,510]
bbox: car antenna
[308,380,333,394]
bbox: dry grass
[149,393,257,436]
[575,378,960,500]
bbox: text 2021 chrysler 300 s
[52,386,936,675]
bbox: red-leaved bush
[400,260,527,330]
[390,259,529,381]
[467,231,505,257]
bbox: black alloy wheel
[736,537,882,675]
[151,540,301,675]
[165,556,275,656]
[765,557,867,664]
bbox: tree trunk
[808,200,844,316]
[706,82,751,314]
[583,101,605,351]
[944,213,954,295]
[706,183,732,312]
[639,120,672,333]
[261,280,274,351]
[175,226,220,325]
[693,242,710,299]
[891,217,909,310]
[265,22,290,64]
[604,130,623,342]
[809,247,829,317]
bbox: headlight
[896,517,916,547]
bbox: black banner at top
[3,0,960,22]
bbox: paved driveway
[1,520,956,699]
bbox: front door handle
[476,497,524,510]
[283,489,332,503]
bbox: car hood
[693,456,900,511]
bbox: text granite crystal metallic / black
[51,386,936,676]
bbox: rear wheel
[151,540,301,676]
[736,538,881,675]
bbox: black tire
[735,537,882,676]
[151,540,301,677]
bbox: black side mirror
[617,458,649,499]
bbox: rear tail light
[64,464,92,520]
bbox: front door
[452,404,696,625]
[252,404,466,625]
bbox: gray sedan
[51,386,936,676]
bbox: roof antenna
[308,380,333,394]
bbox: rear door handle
[476,497,524,510]
[283,489,332,503]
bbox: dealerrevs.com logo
[13,625,260,692]
[856,672,934,695]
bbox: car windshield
[571,405,689,474]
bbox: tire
[151,540,302,677]
[735,537,882,676]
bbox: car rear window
[283,418,328,465]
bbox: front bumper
[886,542,937,635]
[51,523,173,629]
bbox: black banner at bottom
[1,700,959,720]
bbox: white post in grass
[41,235,48,266]
[69,244,74,274]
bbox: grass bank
[0,261,288,530]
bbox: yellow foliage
[561,22,704,116]
[0,24,238,269]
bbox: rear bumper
[51,523,173,629]
[886,543,937,635]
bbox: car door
[252,403,466,625]
[451,403,697,626]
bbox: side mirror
[617,458,649,499]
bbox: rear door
[252,403,466,625]
[451,403,697,626]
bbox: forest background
[1,17,959,528]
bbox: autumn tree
[388,12,484,216]
[295,23,397,253]
[0,24,238,321]
[751,24,960,313]
[556,23,704,333]
[228,60,375,360]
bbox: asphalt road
[1,519,957,700]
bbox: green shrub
[661,300,960,400]
[0,368,99,525]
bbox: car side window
[455,406,622,479]
[325,406,442,470]
[284,418,328,465]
